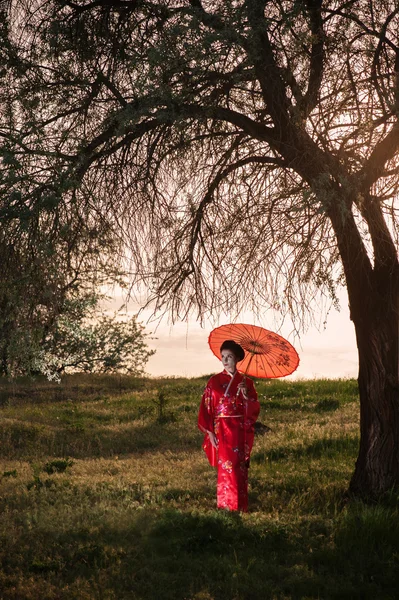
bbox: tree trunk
[349,287,399,497]
[323,185,399,498]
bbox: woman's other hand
[207,431,218,448]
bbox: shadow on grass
[251,434,359,465]
[256,379,358,400]
[260,397,342,412]
[1,505,398,600]
[0,375,150,405]
[0,418,202,460]
[0,374,208,407]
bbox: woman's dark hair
[220,340,245,362]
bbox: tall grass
[0,375,398,599]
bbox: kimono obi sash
[215,397,245,419]
[217,414,243,418]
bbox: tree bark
[349,286,399,497]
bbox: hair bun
[220,340,245,362]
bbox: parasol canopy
[208,323,299,379]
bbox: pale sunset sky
[108,287,358,380]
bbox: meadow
[0,375,398,600]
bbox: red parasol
[208,323,299,378]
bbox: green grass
[0,374,398,599]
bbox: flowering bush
[1,294,155,380]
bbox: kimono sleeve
[245,378,260,426]
[243,378,260,463]
[198,382,215,434]
[198,380,218,467]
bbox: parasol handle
[236,353,255,398]
[224,370,236,397]
[244,352,255,378]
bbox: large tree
[2,0,399,497]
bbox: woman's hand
[207,431,218,448]
[237,380,249,399]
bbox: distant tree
[2,1,399,497]
[31,293,155,379]
[0,183,128,377]
[3,289,155,379]
[0,1,135,378]
[0,218,120,372]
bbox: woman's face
[221,349,238,374]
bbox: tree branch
[359,122,399,189]
[188,0,226,32]
[324,6,398,51]
[155,153,284,301]
[301,0,324,118]
[74,116,162,179]
[244,0,292,129]
[184,104,277,144]
[72,100,279,184]
[59,0,140,13]
[360,192,399,273]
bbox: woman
[198,340,260,512]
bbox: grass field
[0,375,398,600]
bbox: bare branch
[359,123,399,189]
[301,0,325,117]
[244,0,292,128]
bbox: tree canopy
[2,0,399,496]
[2,0,398,323]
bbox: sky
[108,287,359,380]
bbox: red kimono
[198,370,260,512]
